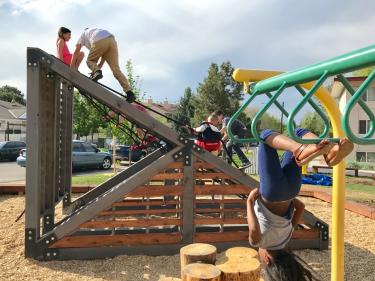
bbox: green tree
[73,93,91,139]
[192,62,244,126]
[172,87,195,137]
[0,85,26,105]
[300,111,325,136]
[246,107,281,134]
[110,60,144,145]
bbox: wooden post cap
[180,243,217,277]
[180,243,217,256]
[216,257,261,281]
[225,247,258,259]
[182,263,221,281]
[159,278,182,281]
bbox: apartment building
[331,77,375,162]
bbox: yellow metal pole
[233,69,346,281]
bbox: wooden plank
[194,218,247,225]
[167,162,184,169]
[194,231,248,243]
[194,162,216,169]
[80,218,182,228]
[112,199,180,207]
[194,229,320,243]
[195,208,246,213]
[50,233,182,248]
[292,229,320,239]
[99,209,182,216]
[195,199,246,204]
[151,173,184,180]
[194,172,233,179]
[194,185,250,195]
[127,185,183,197]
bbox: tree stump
[182,263,221,281]
[225,247,258,259]
[180,243,217,276]
[216,257,260,281]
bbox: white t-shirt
[250,199,294,250]
[77,28,113,49]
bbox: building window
[367,152,375,163]
[367,88,375,101]
[358,120,368,134]
[356,152,366,162]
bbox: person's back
[194,115,221,153]
[222,117,246,135]
[77,28,113,50]
[71,27,135,102]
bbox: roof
[0,100,26,120]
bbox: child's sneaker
[126,90,136,103]
[90,70,103,82]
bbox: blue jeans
[226,131,249,165]
[258,128,309,201]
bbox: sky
[0,0,375,111]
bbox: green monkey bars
[229,44,375,145]
[230,44,375,281]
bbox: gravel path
[0,195,374,281]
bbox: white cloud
[1,0,375,103]
[5,0,91,15]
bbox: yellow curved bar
[233,68,346,281]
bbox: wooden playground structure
[24,45,375,281]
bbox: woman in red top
[56,27,84,69]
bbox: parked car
[17,140,112,170]
[109,145,144,162]
[0,141,26,161]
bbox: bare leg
[71,51,84,70]
[264,131,331,165]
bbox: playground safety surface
[0,195,374,281]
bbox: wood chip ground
[1,195,374,281]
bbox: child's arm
[220,125,227,141]
[56,39,64,60]
[291,198,305,227]
[247,188,262,245]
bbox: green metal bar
[295,85,330,138]
[251,83,287,142]
[287,72,340,144]
[227,91,258,144]
[341,71,375,144]
[265,92,297,129]
[251,44,375,94]
[337,74,375,141]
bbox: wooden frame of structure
[25,48,328,260]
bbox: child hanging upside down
[193,114,222,155]
[246,128,353,281]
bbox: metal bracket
[315,221,329,241]
[172,140,193,166]
[44,249,60,260]
[43,213,55,232]
[192,143,204,153]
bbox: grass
[72,173,113,185]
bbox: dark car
[109,145,144,162]
[0,141,26,161]
[17,140,112,170]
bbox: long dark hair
[57,27,71,40]
[264,250,322,281]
